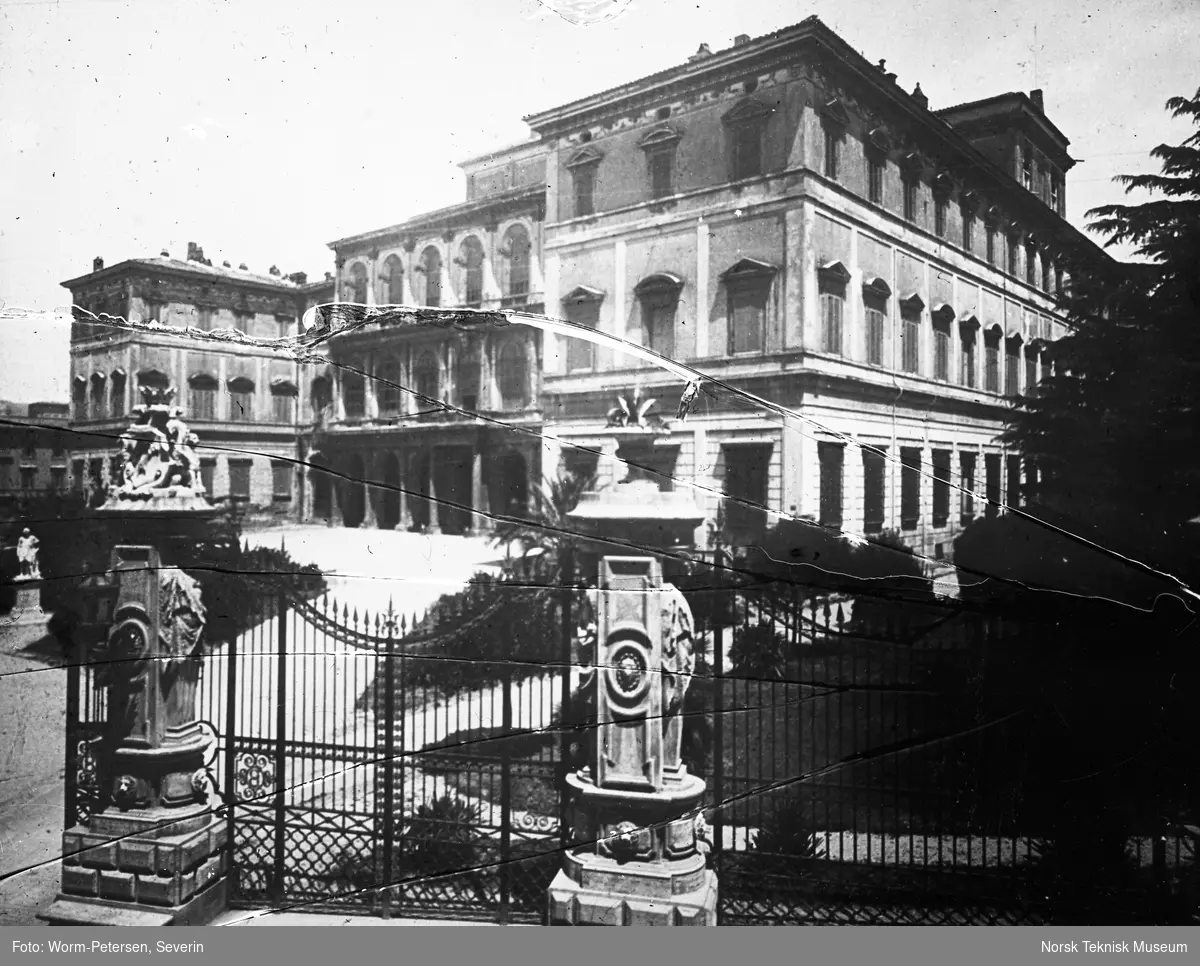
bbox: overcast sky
[0,0,1196,403]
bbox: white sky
[0,0,1196,403]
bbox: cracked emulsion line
[9,303,1196,912]
[42,304,1200,613]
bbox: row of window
[137,302,294,336]
[2,432,65,460]
[822,125,1065,295]
[338,342,530,420]
[345,224,535,309]
[72,455,293,503]
[819,276,1049,393]
[817,444,1032,533]
[0,458,66,492]
[72,371,128,422]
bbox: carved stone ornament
[114,775,139,810]
[111,387,207,501]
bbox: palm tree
[491,465,598,576]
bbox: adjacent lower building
[62,248,333,518]
[0,401,72,518]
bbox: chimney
[1030,89,1044,112]
[222,260,231,268]
[911,83,928,109]
[186,242,203,262]
[734,33,751,47]
[886,72,898,84]
[688,43,713,63]
[325,272,333,282]
[269,265,281,277]
[877,59,887,72]
[160,249,170,258]
[238,263,248,271]
[288,272,308,285]
[92,257,104,272]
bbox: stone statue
[106,387,208,502]
[15,528,40,580]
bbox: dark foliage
[729,622,787,680]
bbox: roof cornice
[60,259,306,296]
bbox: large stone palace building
[60,16,1108,558]
[62,247,333,515]
[315,16,1105,558]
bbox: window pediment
[817,260,851,285]
[566,146,604,169]
[866,127,892,154]
[722,97,772,126]
[563,285,606,304]
[933,171,955,197]
[820,97,850,129]
[1006,326,1025,342]
[270,378,299,394]
[931,303,955,325]
[899,292,925,315]
[720,258,778,283]
[900,152,925,177]
[639,125,682,151]
[959,314,981,330]
[634,272,685,297]
[862,276,892,300]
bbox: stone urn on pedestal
[41,386,230,927]
[547,389,718,926]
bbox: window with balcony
[563,287,604,372]
[419,246,442,307]
[458,236,485,307]
[415,351,440,403]
[349,262,368,304]
[635,274,683,359]
[89,374,106,421]
[272,461,293,503]
[227,377,255,422]
[863,446,886,533]
[228,459,252,502]
[818,262,849,356]
[271,382,298,423]
[932,449,951,528]
[899,295,923,375]
[984,330,1001,392]
[900,447,921,531]
[189,374,218,420]
[932,310,952,382]
[377,359,401,417]
[342,368,366,419]
[863,278,890,367]
[818,441,844,528]
[110,371,126,419]
[384,254,405,304]
[723,259,776,356]
[498,341,527,409]
[960,451,977,525]
[960,321,978,388]
[502,224,532,300]
[724,99,769,182]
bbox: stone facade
[0,401,72,516]
[61,253,333,516]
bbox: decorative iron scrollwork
[234,752,276,801]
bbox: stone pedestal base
[3,582,47,631]
[40,804,230,926]
[547,853,718,926]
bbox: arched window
[110,371,127,418]
[343,368,365,420]
[634,273,683,358]
[502,224,531,299]
[458,236,485,306]
[89,373,107,421]
[419,247,442,307]
[377,358,401,416]
[349,262,368,304]
[270,380,298,423]
[383,254,404,304]
[415,351,440,403]
[72,377,87,422]
[497,341,526,408]
[310,376,332,416]
[227,377,256,422]
[188,373,219,420]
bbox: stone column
[365,358,379,421]
[695,218,710,359]
[470,446,488,534]
[398,449,411,531]
[366,252,378,307]
[362,451,379,530]
[482,227,502,308]
[524,334,538,409]
[440,235,457,308]
[426,449,440,534]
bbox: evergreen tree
[1004,89,1200,577]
